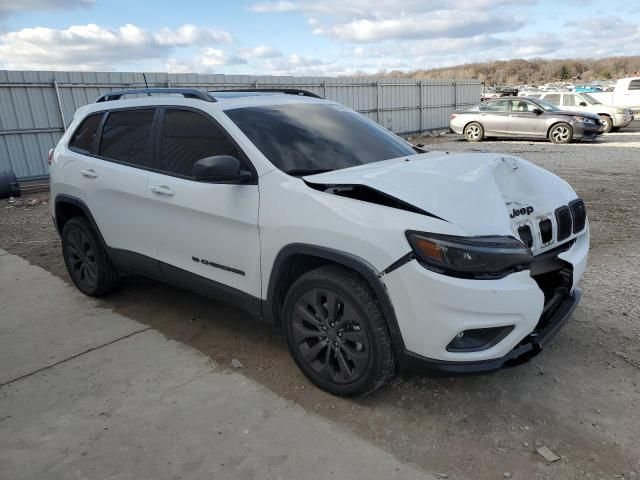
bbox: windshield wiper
[285,168,335,176]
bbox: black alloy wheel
[65,227,99,291]
[290,287,370,384]
[283,265,396,396]
[61,216,121,296]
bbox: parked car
[450,97,604,143]
[526,92,633,133]
[50,88,589,396]
[573,85,602,93]
[589,77,640,113]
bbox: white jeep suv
[50,88,589,396]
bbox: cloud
[249,0,531,18]
[237,45,281,59]
[0,0,94,19]
[249,0,529,44]
[0,23,233,70]
[313,12,524,43]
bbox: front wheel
[600,115,613,133]
[282,265,396,396]
[464,122,484,142]
[549,123,573,144]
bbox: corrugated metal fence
[0,70,482,180]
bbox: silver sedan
[450,97,604,144]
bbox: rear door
[66,108,157,259]
[145,107,261,298]
[478,99,510,135]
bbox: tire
[549,123,573,144]
[464,122,484,142]
[282,264,396,396]
[61,217,122,297]
[600,115,613,134]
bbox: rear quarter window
[629,80,640,91]
[69,113,103,154]
[543,94,561,105]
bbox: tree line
[379,56,640,85]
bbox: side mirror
[193,155,252,183]
[532,108,543,115]
[579,102,588,106]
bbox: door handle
[81,169,98,179]
[150,185,175,196]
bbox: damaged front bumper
[383,229,588,375]
[400,288,581,375]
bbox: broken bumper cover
[401,288,581,375]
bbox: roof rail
[96,88,215,103]
[208,88,322,99]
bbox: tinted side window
[99,109,155,167]
[479,100,510,112]
[69,113,103,153]
[563,95,577,106]
[544,94,561,105]
[629,80,640,91]
[158,109,240,178]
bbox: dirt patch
[2,125,639,479]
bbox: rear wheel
[464,122,484,142]
[282,265,396,396]
[549,123,573,144]
[600,115,613,133]
[61,217,121,296]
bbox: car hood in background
[304,152,578,237]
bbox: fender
[264,243,406,356]
[54,194,109,251]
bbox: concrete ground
[0,250,431,480]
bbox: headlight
[615,108,628,114]
[572,116,595,124]
[405,231,534,279]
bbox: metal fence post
[418,80,423,134]
[321,81,326,99]
[375,81,381,122]
[453,80,457,110]
[53,79,67,131]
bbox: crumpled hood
[304,152,578,237]
[553,110,600,120]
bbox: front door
[507,99,546,136]
[145,107,261,298]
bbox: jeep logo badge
[510,206,534,218]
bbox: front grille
[539,219,553,244]
[518,225,533,248]
[555,206,573,241]
[569,199,586,233]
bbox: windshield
[225,103,416,175]
[531,98,562,112]
[581,93,601,105]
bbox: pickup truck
[589,77,640,113]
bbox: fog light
[446,326,514,352]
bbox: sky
[0,0,639,76]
